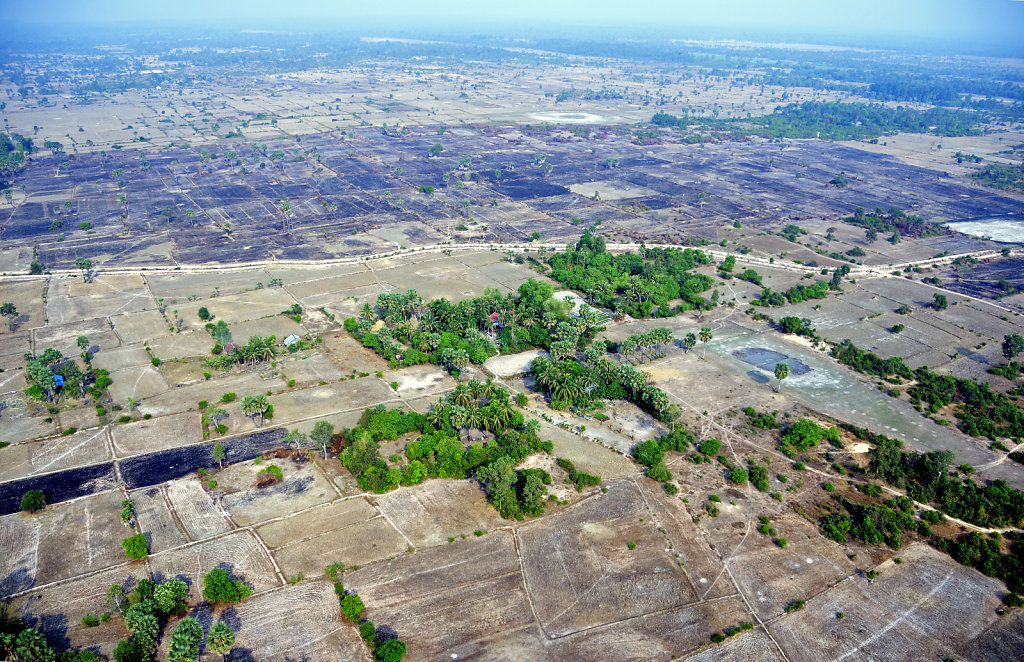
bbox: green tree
[931,293,948,311]
[241,394,270,427]
[212,442,226,468]
[21,489,45,513]
[428,143,443,157]
[375,639,407,662]
[340,593,364,622]
[1,302,17,330]
[202,568,253,604]
[206,621,235,661]
[682,332,696,354]
[774,362,789,392]
[1003,334,1024,361]
[167,617,202,662]
[154,578,188,615]
[121,534,148,560]
[14,628,54,662]
[311,420,335,459]
[284,428,308,450]
[698,326,713,359]
[198,306,211,321]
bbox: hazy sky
[4,0,1023,43]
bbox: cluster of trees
[907,367,1024,439]
[105,572,243,662]
[340,399,556,520]
[630,427,696,486]
[830,339,914,382]
[0,621,98,661]
[971,162,1024,194]
[618,328,674,364]
[779,419,840,454]
[546,231,714,318]
[23,345,110,403]
[530,351,672,420]
[345,280,600,373]
[752,281,830,307]
[861,427,1024,528]
[653,101,983,141]
[820,494,923,550]
[206,334,277,370]
[844,207,945,239]
[778,316,816,338]
[0,133,32,189]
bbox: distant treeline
[652,101,983,140]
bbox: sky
[3,0,1023,46]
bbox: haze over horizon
[3,0,1023,53]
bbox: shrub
[728,467,749,484]
[21,489,45,512]
[81,614,100,627]
[824,482,835,492]
[221,392,236,403]
[784,600,805,613]
[202,568,253,604]
[121,534,148,560]
[375,639,407,662]
[516,393,529,406]
[340,593,365,622]
[698,438,721,456]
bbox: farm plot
[107,364,171,403]
[220,459,338,526]
[259,379,396,425]
[172,287,298,332]
[0,489,128,590]
[89,344,152,372]
[550,595,757,661]
[269,515,408,579]
[724,511,855,621]
[767,542,1005,662]
[145,330,219,360]
[146,530,280,592]
[0,427,110,482]
[0,280,46,331]
[46,284,153,326]
[345,531,540,660]
[163,478,233,541]
[387,363,455,399]
[678,628,788,662]
[111,412,202,456]
[255,497,377,549]
[32,318,118,359]
[226,581,369,662]
[108,310,173,346]
[271,353,345,386]
[10,562,151,660]
[518,479,696,637]
[137,370,272,417]
[129,485,187,552]
[375,479,504,548]
[145,271,270,300]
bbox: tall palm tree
[699,326,713,359]
[774,362,789,392]
[683,332,696,354]
[427,399,447,429]
[451,382,473,408]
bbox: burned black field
[3,125,1019,270]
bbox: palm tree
[683,332,696,354]
[774,362,789,392]
[449,405,468,442]
[207,621,235,661]
[699,326,713,359]
[427,399,447,429]
[451,382,473,408]
[241,394,270,427]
